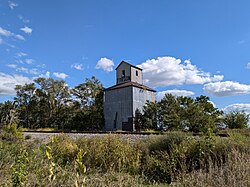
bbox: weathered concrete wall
[116,63,131,84]
[104,86,156,131]
[131,66,142,84]
[104,86,133,130]
[132,87,155,116]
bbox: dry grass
[175,149,250,187]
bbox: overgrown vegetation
[1,126,250,186]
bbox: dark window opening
[136,70,138,76]
[122,70,125,77]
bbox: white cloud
[0,27,25,41]
[0,27,12,37]
[95,57,114,72]
[25,59,34,64]
[203,81,250,96]
[20,26,32,34]
[37,64,46,68]
[137,57,223,87]
[53,72,68,79]
[38,71,50,78]
[156,89,195,101]
[29,68,40,75]
[16,52,27,58]
[71,63,84,71]
[8,1,18,9]
[246,62,250,69]
[6,64,17,68]
[15,34,25,40]
[223,104,250,114]
[16,67,29,74]
[0,38,3,44]
[0,72,32,96]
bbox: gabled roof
[115,61,142,71]
[104,81,156,92]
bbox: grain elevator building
[104,61,156,131]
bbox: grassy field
[0,126,250,186]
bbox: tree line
[137,94,249,132]
[0,76,104,131]
[0,77,249,132]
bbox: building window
[122,70,125,77]
[136,70,138,76]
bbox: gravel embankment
[23,132,151,143]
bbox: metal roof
[115,61,142,71]
[104,81,156,92]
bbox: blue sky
[1,0,250,113]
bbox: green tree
[142,101,158,130]
[14,83,37,128]
[142,94,223,133]
[34,78,71,129]
[185,96,223,133]
[223,111,249,129]
[71,76,104,131]
[157,94,183,130]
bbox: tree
[71,76,104,131]
[34,77,71,129]
[142,94,223,133]
[223,111,249,129]
[14,83,37,128]
[185,96,223,133]
[142,101,158,130]
[157,94,184,131]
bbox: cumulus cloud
[95,57,114,72]
[137,57,223,87]
[0,72,32,96]
[20,26,32,34]
[223,104,250,114]
[203,81,250,96]
[8,1,18,9]
[156,89,195,101]
[53,72,68,79]
[0,27,25,41]
[71,63,84,71]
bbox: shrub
[76,134,143,173]
[48,134,78,165]
[1,123,23,141]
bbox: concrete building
[104,61,156,131]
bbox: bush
[223,111,249,129]
[48,134,78,165]
[76,134,143,173]
[1,123,23,141]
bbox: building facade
[104,61,156,131]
